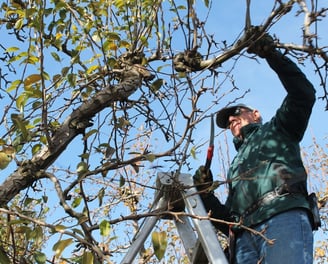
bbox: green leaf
[119,40,130,49]
[145,154,156,162]
[72,196,82,208]
[32,226,43,245]
[52,238,73,258]
[99,219,111,237]
[107,57,118,68]
[52,74,62,85]
[11,114,28,139]
[119,175,125,187]
[61,67,70,76]
[156,64,170,72]
[151,231,167,261]
[82,251,94,264]
[83,129,98,140]
[150,78,164,92]
[32,144,42,155]
[67,73,76,87]
[40,135,47,145]
[114,0,126,10]
[175,5,187,10]
[14,18,24,30]
[98,187,105,207]
[34,252,47,264]
[77,161,88,176]
[6,46,20,52]
[79,153,90,159]
[52,224,67,233]
[24,197,39,206]
[190,146,197,159]
[24,74,42,87]
[8,219,29,225]
[103,40,118,51]
[51,52,61,62]
[32,101,42,109]
[25,87,42,98]
[140,35,149,47]
[116,117,130,129]
[7,79,21,92]
[72,228,84,236]
[108,32,121,41]
[0,152,12,170]
[0,250,10,264]
[86,65,99,75]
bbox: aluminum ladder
[121,172,228,264]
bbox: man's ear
[253,109,262,123]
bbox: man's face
[227,107,260,138]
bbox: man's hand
[193,165,213,194]
[247,27,275,58]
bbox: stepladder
[121,172,229,264]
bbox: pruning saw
[204,114,214,170]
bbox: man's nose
[227,116,238,128]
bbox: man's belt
[241,187,291,219]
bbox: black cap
[216,104,253,128]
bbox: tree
[0,0,327,263]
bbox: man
[194,33,317,263]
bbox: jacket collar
[233,123,262,150]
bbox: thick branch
[0,66,151,207]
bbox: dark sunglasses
[226,107,252,128]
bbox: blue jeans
[235,209,313,264]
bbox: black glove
[194,166,231,236]
[247,27,275,58]
[193,165,213,195]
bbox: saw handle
[205,145,214,170]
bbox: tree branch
[0,66,152,207]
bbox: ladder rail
[120,195,166,264]
[179,173,228,264]
[174,215,198,260]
